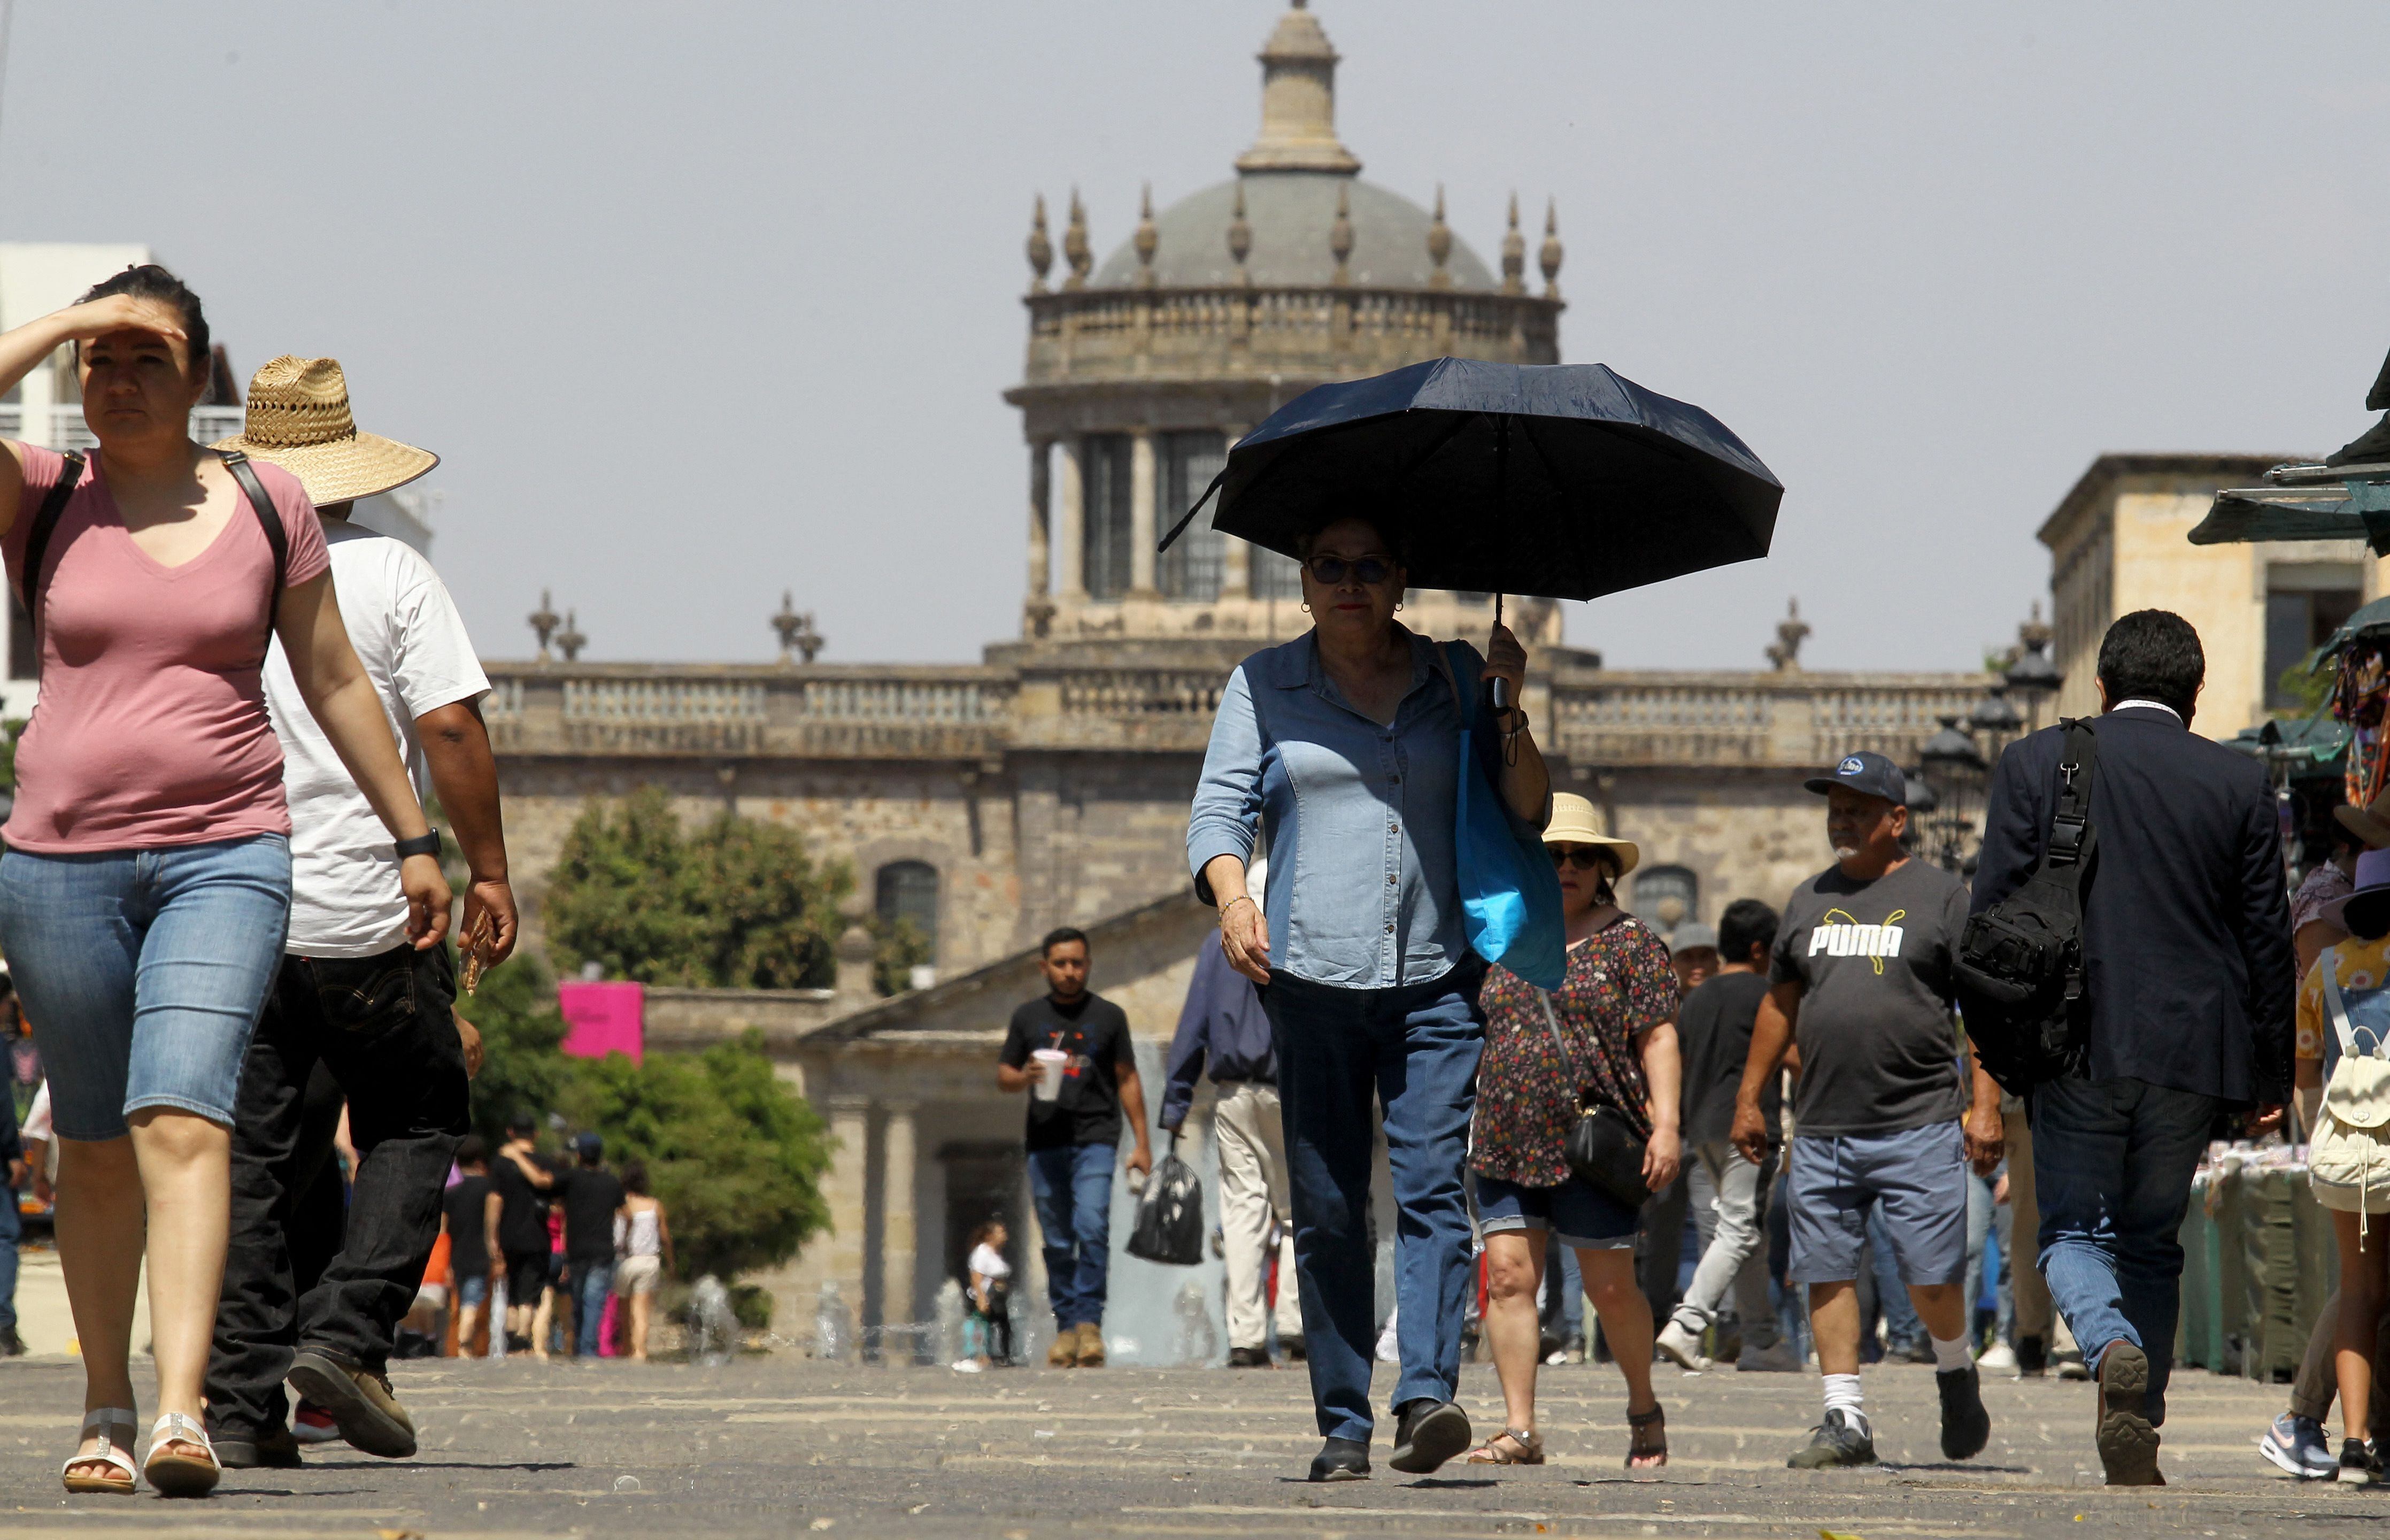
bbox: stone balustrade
[485,655,1992,770]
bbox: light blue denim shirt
[1186,627,1483,990]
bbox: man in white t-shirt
[201,358,518,1470]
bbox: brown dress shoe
[2094,1343,2161,1486]
[1075,1322,1106,1366]
[1046,1330,1079,1368]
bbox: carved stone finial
[1026,194,1053,294]
[772,591,824,664]
[1329,182,1354,284]
[1134,182,1159,287]
[1764,596,1810,672]
[555,609,587,664]
[1063,188,1092,290]
[1227,181,1252,274]
[1539,197,1563,298]
[1426,184,1452,290]
[528,588,559,662]
[2017,599,2052,654]
[1500,192,1525,295]
[1237,1,1360,174]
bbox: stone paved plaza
[0,1353,2380,1538]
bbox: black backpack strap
[18,450,88,644]
[218,450,289,648]
[2042,719,2099,891]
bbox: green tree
[870,915,932,997]
[559,1032,834,1280]
[457,949,574,1147]
[543,786,850,988]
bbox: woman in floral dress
[1467,792,1682,1468]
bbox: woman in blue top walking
[1188,513,1549,1482]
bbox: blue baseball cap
[574,1131,603,1159]
[1803,750,1907,806]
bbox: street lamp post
[2003,605,2064,733]
[1917,714,1990,873]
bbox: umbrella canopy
[1159,357,1782,601]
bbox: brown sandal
[1626,1403,1667,1468]
[1466,1427,1546,1465]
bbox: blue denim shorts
[457,1273,491,1308]
[1784,1120,1968,1287]
[0,835,290,1141]
[1475,1171,1641,1250]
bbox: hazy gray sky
[13,2,2387,671]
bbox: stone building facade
[483,5,2014,1352]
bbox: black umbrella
[1160,357,1782,603]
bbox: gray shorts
[1785,1121,1968,1288]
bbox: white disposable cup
[1031,1048,1068,1101]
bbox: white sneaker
[1654,1320,1712,1371]
[1976,1341,2018,1373]
[1737,1338,1805,1373]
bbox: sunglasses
[1305,555,1394,587]
[1549,847,1613,872]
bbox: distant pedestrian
[1973,611,2293,1486]
[0,271,449,1498]
[997,928,1152,1368]
[1160,924,1301,1368]
[961,1220,1013,1369]
[441,1138,498,1357]
[1465,797,1677,1469]
[613,1162,672,1364]
[491,1117,557,1358]
[558,1134,625,1358]
[1732,750,2001,1469]
[1187,513,1549,1482]
[1669,922,1721,995]
[1657,898,1795,1373]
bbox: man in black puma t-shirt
[998,928,1152,1366]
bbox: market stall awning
[2188,460,2390,554]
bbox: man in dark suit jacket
[1972,609,2293,1488]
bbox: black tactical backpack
[1953,719,2098,1095]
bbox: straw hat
[210,355,437,506]
[2338,787,2390,851]
[1543,791,1639,876]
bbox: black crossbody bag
[1537,991,1654,1208]
[1952,719,2098,1096]
[18,449,288,669]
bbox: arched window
[874,860,940,963]
[1632,865,1699,940]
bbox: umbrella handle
[1489,592,1510,711]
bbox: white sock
[1931,1333,1973,1374]
[1822,1372,1867,1432]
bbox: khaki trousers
[2004,1105,2055,1342]
[1214,1082,1304,1351]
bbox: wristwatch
[395,828,443,862]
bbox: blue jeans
[2030,1076,2219,1425]
[1026,1141,1115,1330]
[1261,964,1484,1445]
[574,1260,614,1356]
[0,836,290,1139]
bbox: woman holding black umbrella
[1187,513,1549,1483]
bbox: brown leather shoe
[1046,1330,1079,1368]
[287,1349,416,1459]
[1075,1322,1106,1367]
[2094,1343,2161,1486]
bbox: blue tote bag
[1435,642,1565,990]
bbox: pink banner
[557,980,645,1064]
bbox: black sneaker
[1937,1366,1991,1460]
[212,1423,303,1469]
[2341,1437,2384,1485]
[0,1326,23,1357]
[1309,1435,1369,1482]
[2094,1343,2161,1487]
[1388,1399,1472,1474]
[1787,1408,1877,1468]
[1227,1345,1270,1368]
[2014,1335,2047,1377]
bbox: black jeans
[206,943,468,1437]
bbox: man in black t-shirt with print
[998,927,1152,1368]
[1731,751,2004,1470]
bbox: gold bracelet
[1222,895,1258,918]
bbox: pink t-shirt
[2,444,331,852]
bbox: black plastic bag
[1125,1148,1205,1267]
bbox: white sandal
[144,1412,220,1498]
[61,1406,140,1495]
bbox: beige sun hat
[1543,791,1639,876]
[209,355,437,506]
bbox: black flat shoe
[1389,1399,1471,1474]
[1937,1365,1991,1461]
[1227,1345,1271,1368]
[212,1423,302,1469]
[1308,1436,1369,1482]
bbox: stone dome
[1092,172,1497,291]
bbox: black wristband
[395,828,442,862]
